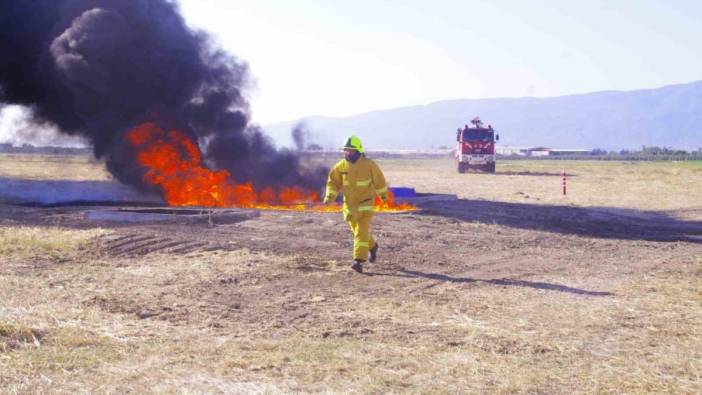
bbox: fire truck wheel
[457,163,466,174]
[486,162,496,173]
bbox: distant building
[539,148,593,156]
[528,147,552,157]
[496,146,593,157]
[495,146,529,156]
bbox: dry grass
[0,153,110,181]
[354,274,702,393]
[1,239,700,393]
[0,154,701,392]
[0,226,109,260]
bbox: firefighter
[323,135,388,273]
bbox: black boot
[369,243,379,263]
[351,260,364,273]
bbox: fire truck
[455,117,499,173]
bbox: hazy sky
[178,0,702,124]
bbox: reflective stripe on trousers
[343,205,373,217]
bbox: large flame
[127,122,415,212]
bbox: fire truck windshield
[461,130,493,141]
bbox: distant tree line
[588,146,702,161]
[497,145,702,161]
[536,146,702,161]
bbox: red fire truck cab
[455,117,499,173]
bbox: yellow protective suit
[325,156,388,261]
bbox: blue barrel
[389,187,416,197]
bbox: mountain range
[263,80,702,151]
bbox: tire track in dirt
[97,233,222,257]
[109,238,166,256]
[102,235,158,250]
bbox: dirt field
[1,154,701,393]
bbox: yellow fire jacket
[324,156,388,215]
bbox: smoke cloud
[0,0,326,195]
[291,122,309,151]
[0,105,86,148]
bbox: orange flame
[127,122,415,212]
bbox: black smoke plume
[0,0,327,196]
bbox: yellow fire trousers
[345,210,376,261]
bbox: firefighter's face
[344,148,358,161]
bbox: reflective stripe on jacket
[325,156,388,212]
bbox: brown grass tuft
[0,226,109,260]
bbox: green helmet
[341,135,364,154]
